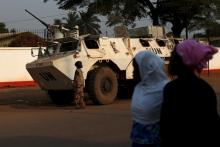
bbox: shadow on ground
[0,86,106,109]
[0,73,219,112]
[0,136,129,147]
[0,86,51,106]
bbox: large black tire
[48,90,73,106]
[86,66,118,105]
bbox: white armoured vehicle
[25,10,174,105]
[26,35,174,105]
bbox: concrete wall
[208,47,220,70]
[0,47,219,87]
[0,47,37,87]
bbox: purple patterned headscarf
[176,39,218,72]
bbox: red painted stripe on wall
[202,69,220,74]
[0,81,36,88]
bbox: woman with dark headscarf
[160,39,220,146]
[131,51,169,147]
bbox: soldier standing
[73,61,86,109]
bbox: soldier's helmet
[75,61,83,68]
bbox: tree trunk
[152,11,159,26]
[144,0,159,26]
[171,18,185,38]
[171,25,183,38]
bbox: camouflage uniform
[73,68,85,108]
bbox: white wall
[0,47,37,82]
[0,47,220,83]
[209,47,220,70]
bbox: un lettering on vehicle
[147,48,162,54]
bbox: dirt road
[0,73,219,147]
[0,87,132,147]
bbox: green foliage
[77,11,101,35]
[214,1,220,19]
[63,11,80,29]
[44,0,156,26]
[45,0,220,37]
[10,28,16,33]
[0,22,9,33]
[43,0,84,9]
[53,19,63,25]
[158,0,217,37]
[206,22,220,36]
[55,10,101,35]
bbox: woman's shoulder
[164,78,180,88]
[196,77,215,92]
[165,76,215,93]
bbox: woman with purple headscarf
[160,39,220,146]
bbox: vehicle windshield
[38,40,79,57]
[59,41,79,52]
[43,43,59,56]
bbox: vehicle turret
[25,9,79,40]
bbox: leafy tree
[0,22,9,33]
[44,0,220,37]
[77,11,101,35]
[203,22,220,37]
[10,28,16,33]
[158,0,217,37]
[214,1,220,19]
[63,11,80,29]
[44,0,159,26]
[54,10,101,35]
[53,19,63,25]
[43,0,84,9]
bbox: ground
[0,73,219,147]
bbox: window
[156,39,166,47]
[84,40,99,49]
[139,39,150,47]
[60,41,78,52]
[44,43,58,56]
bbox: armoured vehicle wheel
[87,67,118,105]
[48,90,73,105]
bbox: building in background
[114,25,165,38]
[0,31,45,47]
